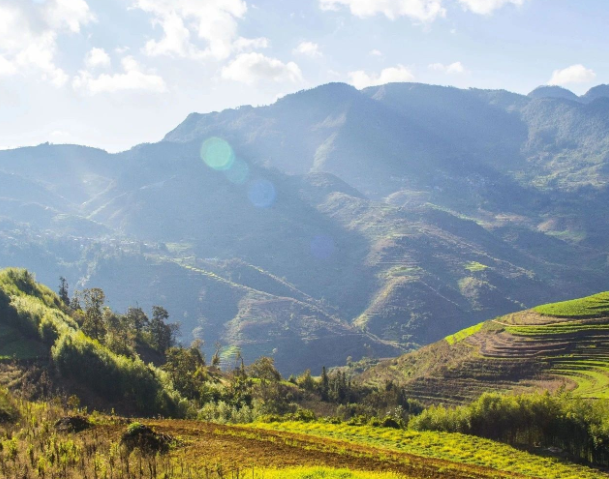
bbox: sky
[0,0,606,152]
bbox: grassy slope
[0,323,47,359]
[247,421,604,479]
[361,291,609,404]
[0,268,183,415]
[534,292,609,318]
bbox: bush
[198,401,257,424]
[410,391,609,467]
[52,331,183,417]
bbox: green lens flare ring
[200,137,236,171]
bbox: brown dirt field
[146,420,528,479]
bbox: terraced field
[362,291,609,403]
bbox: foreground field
[3,396,606,479]
[247,421,608,479]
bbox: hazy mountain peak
[582,84,609,103]
[527,85,580,102]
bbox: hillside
[361,291,609,404]
[2,82,609,373]
[0,268,185,415]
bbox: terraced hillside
[361,292,609,404]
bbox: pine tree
[320,366,329,401]
[58,277,69,306]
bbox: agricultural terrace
[363,291,609,403]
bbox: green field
[249,421,605,479]
[535,292,609,318]
[445,322,484,345]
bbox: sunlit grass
[249,421,604,479]
[445,322,484,345]
[535,292,609,318]
[257,468,410,479]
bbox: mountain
[528,85,581,102]
[360,291,609,404]
[581,84,609,103]
[2,82,609,374]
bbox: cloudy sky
[0,0,605,151]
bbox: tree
[58,277,69,307]
[125,307,149,335]
[248,357,286,413]
[320,366,330,401]
[163,342,206,400]
[147,306,179,352]
[81,288,106,341]
[103,307,135,356]
[297,369,316,392]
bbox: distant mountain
[359,291,609,405]
[528,85,581,102]
[581,84,609,103]
[1,82,609,374]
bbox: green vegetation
[464,262,489,272]
[445,322,484,345]
[6,385,597,479]
[535,292,609,318]
[258,469,408,479]
[0,268,184,416]
[361,290,609,405]
[410,391,609,467]
[0,323,47,359]
[252,420,603,479]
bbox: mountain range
[1,81,609,374]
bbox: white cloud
[319,0,446,22]
[73,56,167,93]
[130,0,263,61]
[85,47,111,69]
[370,49,383,56]
[320,0,527,20]
[348,65,414,89]
[457,0,525,15]
[0,1,94,87]
[293,41,322,58]
[548,64,596,86]
[233,37,270,52]
[428,61,466,74]
[45,0,96,33]
[0,55,16,76]
[221,53,303,84]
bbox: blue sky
[0,0,606,152]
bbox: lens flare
[224,158,250,184]
[311,235,335,260]
[248,179,276,208]
[200,137,235,171]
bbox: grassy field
[248,421,606,479]
[445,322,484,345]
[535,292,609,318]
